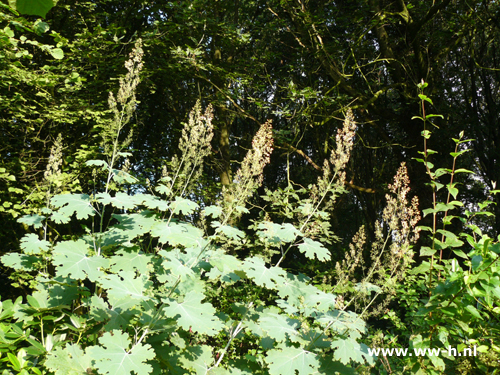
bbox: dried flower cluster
[317,108,356,195]
[335,162,421,318]
[366,162,420,316]
[222,120,273,221]
[119,42,144,105]
[44,133,63,180]
[384,162,421,255]
[103,39,143,159]
[335,225,367,290]
[235,120,273,188]
[169,101,214,197]
[330,108,356,183]
[303,110,356,242]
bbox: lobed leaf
[90,296,139,331]
[88,330,155,375]
[314,310,366,336]
[159,250,195,278]
[100,271,151,303]
[298,238,330,261]
[45,343,93,375]
[154,184,172,196]
[242,257,287,289]
[113,211,158,240]
[303,289,337,313]
[258,311,300,342]
[179,345,213,375]
[204,205,222,218]
[85,159,109,170]
[265,347,320,375]
[212,222,245,240]
[257,222,301,244]
[20,233,50,254]
[51,211,71,224]
[17,214,45,229]
[1,253,40,271]
[207,251,243,283]
[275,273,313,306]
[111,169,138,184]
[331,337,374,365]
[163,291,223,335]
[110,249,153,274]
[51,194,95,220]
[53,240,109,282]
[96,192,137,210]
[170,196,199,215]
[133,193,170,211]
[151,220,204,248]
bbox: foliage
[364,84,500,374]
[1,0,499,373]
[0,46,381,374]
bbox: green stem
[420,89,437,294]
[276,171,341,267]
[211,301,253,369]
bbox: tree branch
[407,0,452,41]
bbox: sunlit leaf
[1,253,40,271]
[204,205,222,218]
[179,345,213,375]
[113,211,158,240]
[45,343,93,375]
[17,214,45,229]
[53,240,108,282]
[109,249,153,274]
[51,194,95,220]
[49,47,64,59]
[151,220,204,247]
[257,222,301,244]
[170,196,199,215]
[242,257,287,289]
[163,291,223,335]
[96,192,137,210]
[100,271,151,302]
[331,338,374,365]
[20,233,50,254]
[258,312,300,342]
[298,238,330,261]
[88,330,155,375]
[265,347,320,375]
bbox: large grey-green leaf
[265,347,320,375]
[163,291,223,335]
[51,194,95,221]
[100,271,152,303]
[298,238,331,261]
[20,233,50,254]
[45,343,92,375]
[88,330,155,375]
[53,240,108,282]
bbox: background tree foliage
[0,0,498,271]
